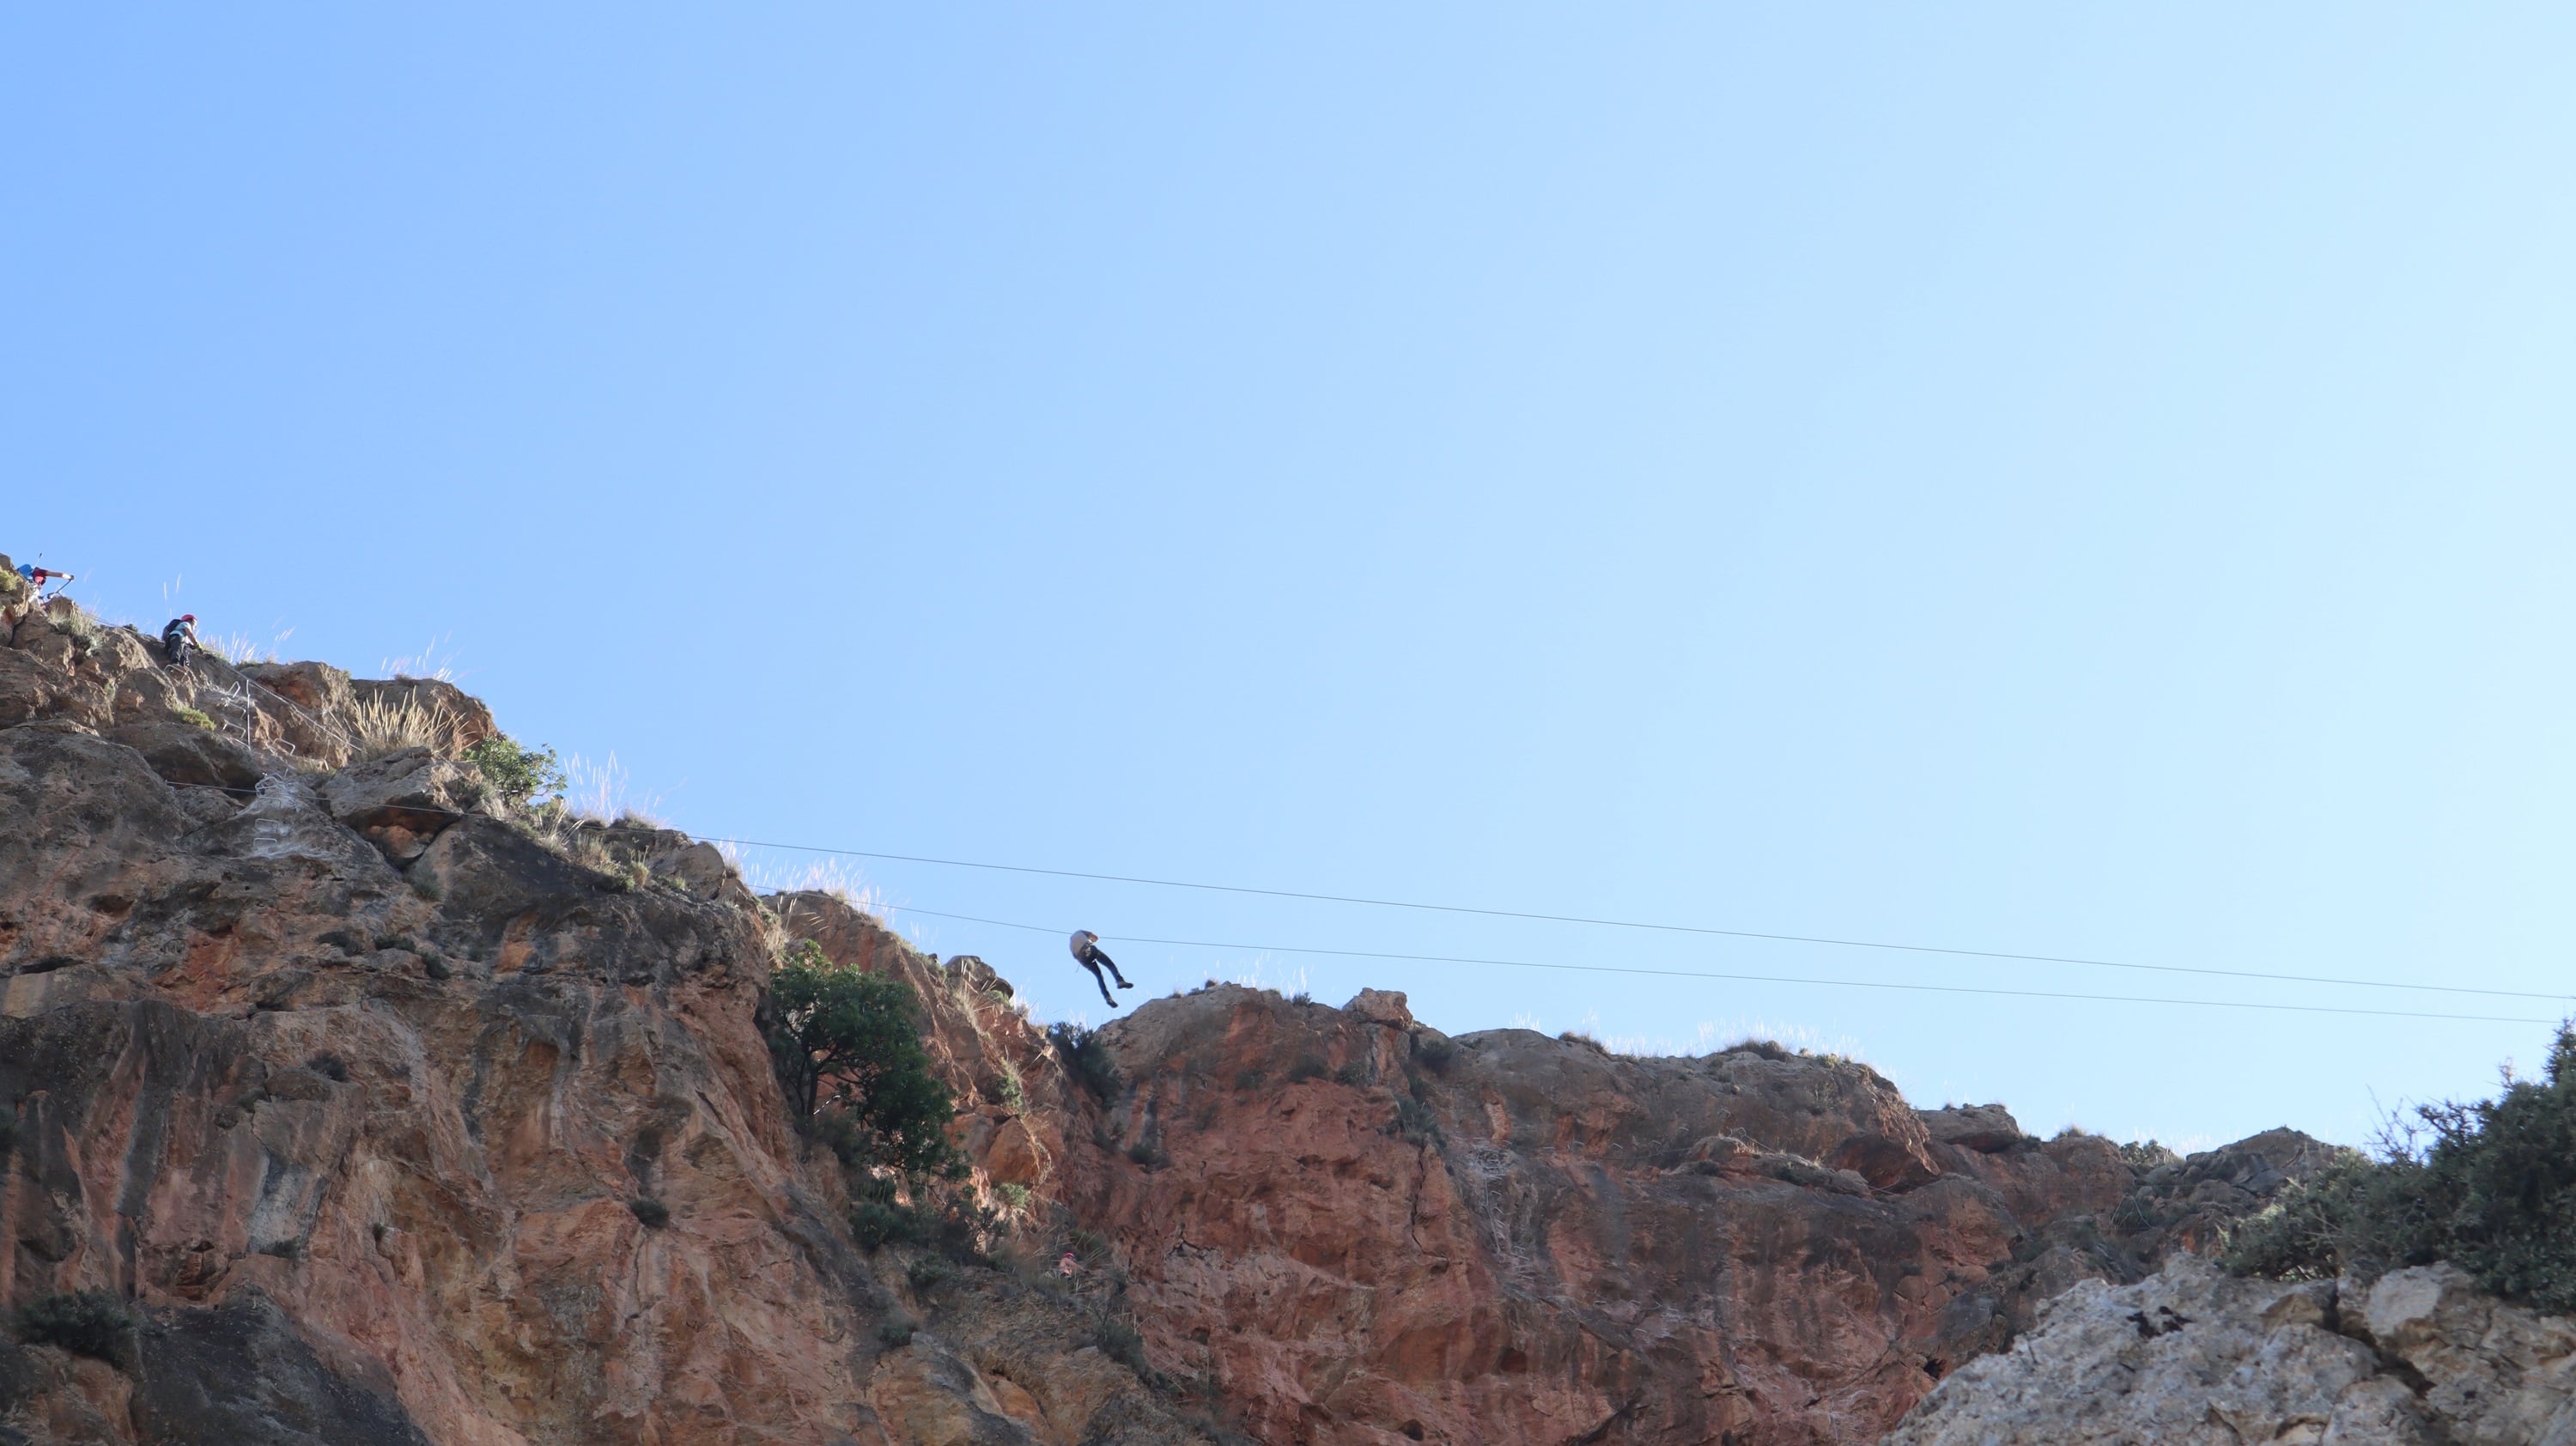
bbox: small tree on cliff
[765,940,961,1178]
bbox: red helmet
[181,614,196,623]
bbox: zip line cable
[179,771,2560,1014]
[852,901,2555,1025]
[705,836,2572,1004]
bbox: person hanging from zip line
[1069,930,1135,1009]
[161,614,202,671]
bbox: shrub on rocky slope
[2227,1024,2576,1313]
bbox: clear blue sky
[9,6,2574,1151]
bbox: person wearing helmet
[1069,930,1134,1009]
[161,614,201,670]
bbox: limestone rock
[107,719,264,792]
[1917,1103,2025,1151]
[648,839,733,899]
[1887,1252,2576,1446]
[236,660,353,716]
[1342,987,1413,1028]
[315,746,486,861]
[1886,1255,2419,1446]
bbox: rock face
[0,591,2355,1446]
[1886,1253,2576,1446]
[0,600,1208,1446]
[1046,989,2327,1445]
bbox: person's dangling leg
[1084,957,1117,1007]
[1094,946,1134,990]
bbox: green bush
[1047,1022,1121,1103]
[1392,1095,1441,1145]
[877,1319,914,1348]
[1285,1056,1328,1084]
[171,706,218,731]
[15,1291,135,1369]
[2227,1024,2576,1312]
[464,734,565,811]
[852,1199,923,1250]
[1413,1033,1458,1073]
[1094,1316,1148,1373]
[766,940,960,1178]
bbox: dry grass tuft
[344,693,462,761]
[208,628,295,665]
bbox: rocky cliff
[0,576,2339,1446]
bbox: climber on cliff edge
[1069,930,1134,1009]
[161,614,201,671]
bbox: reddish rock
[0,602,2327,1446]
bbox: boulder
[238,659,354,715]
[108,720,264,792]
[647,840,732,899]
[1343,987,1413,1028]
[319,747,486,844]
[1918,1103,2026,1152]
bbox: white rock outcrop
[1885,1253,2576,1446]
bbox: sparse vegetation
[1392,1094,1441,1145]
[345,693,460,762]
[374,933,416,953]
[847,1176,1003,1262]
[1413,1032,1458,1073]
[1048,1022,1121,1103]
[876,1319,914,1348]
[306,1052,349,1082]
[318,929,365,954]
[14,1291,135,1369]
[1094,1315,1148,1373]
[2118,1139,2182,1170]
[851,1198,920,1250]
[1127,1138,1166,1169]
[1334,1061,1370,1087]
[463,733,565,811]
[629,1197,671,1229]
[171,705,218,731]
[1285,1056,1328,1084]
[994,1182,1031,1214]
[2227,1024,2576,1314]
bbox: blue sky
[9,6,2575,1150]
